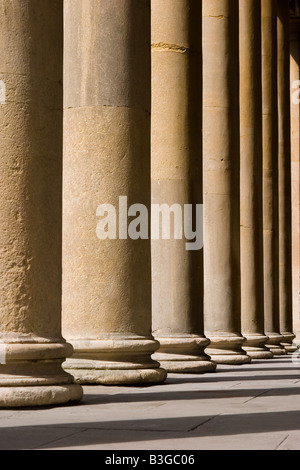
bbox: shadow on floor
[166,372,300,385]
[0,409,299,449]
[80,386,300,405]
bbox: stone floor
[0,353,299,451]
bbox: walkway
[0,354,299,450]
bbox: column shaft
[262,0,286,355]
[151,0,215,373]
[0,0,82,407]
[62,0,166,384]
[290,26,300,347]
[277,0,297,352]
[202,0,250,364]
[240,0,272,359]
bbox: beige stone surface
[62,0,166,384]
[290,33,300,346]
[0,0,82,407]
[277,0,296,352]
[0,0,297,412]
[239,0,272,359]
[262,0,286,356]
[202,0,250,365]
[150,0,215,373]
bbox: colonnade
[0,0,298,407]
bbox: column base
[63,335,167,385]
[280,332,298,353]
[0,384,83,408]
[242,334,273,359]
[63,367,167,385]
[152,335,216,373]
[265,332,287,355]
[0,338,83,408]
[204,334,251,365]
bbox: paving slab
[0,355,299,450]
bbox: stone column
[290,26,300,347]
[202,0,250,364]
[62,0,166,384]
[277,0,297,352]
[0,0,83,407]
[262,0,286,355]
[239,0,272,359]
[150,0,215,373]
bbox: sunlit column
[262,0,286,355]
[277,0,297,352]
[240,0,272,359]
[202,0,250,364]
[0,0,82,407]
[62,0,167,384]
[290,24,300,347]
[151,0,215,373]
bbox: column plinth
[265,333,287,355]
[204,334,250,365]
[64,336,164,385]
[153,335,214,374]
[280,333,297,353]
[0,0,82,407]
[0,337,81,407]
[241,334,273,359]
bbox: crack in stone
[35,428,87,450]
[275,434,290,450]
[188,414,220,432]
[243,389,270,403]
